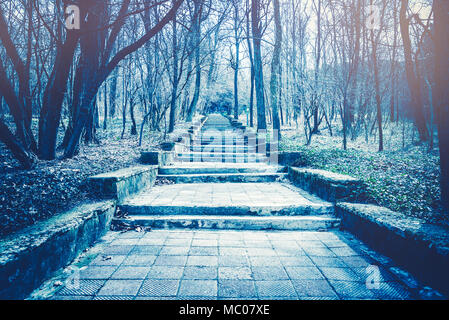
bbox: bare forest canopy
[0,0,447,209]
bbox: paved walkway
[34,229,414,300]
[122,183,325,207]
[29,114,416,300]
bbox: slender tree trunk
[168,7,178,133]
[270,0,282,139]
[371,27,383,152]
[103,82,108,130]
[251,0,266,129]
[433,0,449,210]
[246,0,255,127]
[399,0,428,142]
[186,0,202,122]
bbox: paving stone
[219,267,253,280]
[247,248,277,256]
[110,266,151,279]
[138,280,180,297]
[330,246,360,257]
[194,233,219,240]
[271,240,300,248]
[252,267,289,280]
[102,245,134,255]
[51,295,93,300]
[218,280,257,298]
[160,246,190,255]
[178,280,217,297]
[122,255,157,266]
[340,256,373,268]
[328,280,376,299]
[285,267,325,280]
[93,295,134,300]
[187,255,218,267]
[90,255,126,266]
[249,256,282,267]
[371,281,413,300]
[154,255,187,266]
[219,255,250,267]
[279,256,314,267]
[183,267,218,280]
[79,266,117,279]
[319,267,361,281]
[57,280,105,296]
[116,231,145,239]
[219,240,245,247]
[244,240,272,248]
[147,266,184,279]
[190,246,219,255]
[303,246,336,257]
[256,280,297,298]
[291,279,338,298]
[192,239,218,247]
[97,280,142,296]
[219,247,247,256]
[166,239,192,246]
[309,256,348,267]
[130,246,162,255]
[137,238,166,246]
[275,247,306,257]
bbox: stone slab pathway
[122,183,329,208]
[32,229,415,300]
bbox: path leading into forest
[34,114,415,300]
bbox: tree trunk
[0,119,36,169]
[433,0,449,210]
[168,8,178,133]
[270,0,282,139]
[399,0,428,142]
[251,0,266,130]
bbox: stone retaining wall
[88,166,158,202]
[288,167,365,202]
[0,201,115,299]
[336,202,449,297]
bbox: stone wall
[88,166,158,202]
[336,202,449,297]
[288,167,365,203]
[0,201,115,299]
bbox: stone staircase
[118,114,340,231]
[176,114,267,163]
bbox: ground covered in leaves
[280,127,446,226]
[0,121,167,238]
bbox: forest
[0,0,448,236]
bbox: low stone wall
[336,202,449,297]
[140,150,175,166]
[0,201,115,300]
[288,167,365,202]
[88,166,158,202]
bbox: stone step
[188,145,257,152]
[177,152,267,158]
[159,164,285,175]
[158,172,288,183]
[120,201,333,217]
[175,157,267,163]
[114,215,340,231]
